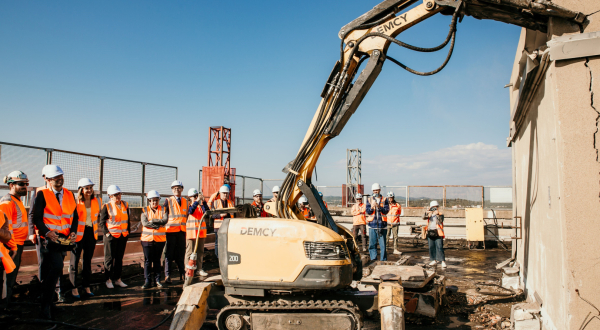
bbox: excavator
[170,1,587,329]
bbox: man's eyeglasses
[16,182,29,187]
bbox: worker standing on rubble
[0,171,29,310]
[252,190,268,217]
[366,183,389,261]
[185,188,208,277]
[211,185,234,259]
[31,165,79,320]
[351,193,367,252]
[423,201,446,268]
[141,190,168,289]
[386,192,402,255]
[99,185,130,289]
[69,178,100,298]
[163,181,188,284]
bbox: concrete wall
[509,6,600,329]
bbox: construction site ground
[1,239,520,330]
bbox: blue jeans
[428,237,445,262]
[214,227,219,259]
[368,228,388,261]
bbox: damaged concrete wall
[509,4,600,329]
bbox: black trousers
[141,241,165,283]
[103,234,128,281]
[352,225,367,251]
[69,227,97,289]
[164,231,185,279]
[0,244,23,306]
[40,246,65,308]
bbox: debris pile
[468,305,512,329]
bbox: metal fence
[0,141,177,207]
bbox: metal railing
[0,141,177,207]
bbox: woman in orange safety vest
[210,185,234,259]
[386,192,402,255]
[423,200,446,268]
[69,178,101,298]
[351,193,367,252]
[185,188,208,277]
[141,190,168,289]
[99,185,130,289]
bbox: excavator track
[216,298,362,330]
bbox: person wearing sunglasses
[68,178,101,298]
[30,165,79,320]
[99,185,130,289]
[0,171,29,310]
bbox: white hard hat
[147,190,160,199]
[430,200,439,208]
[387,191,395,197]
[219,185,230,193]
[41,165,52,177]
[371,183,381,191]
[45,165,64,179]
[355,193,363,199]
[188,188,199,197]
[3,171,29,185]
[77,178,94,188]
[299,196,308,204]
[107,185,122,195]
[253,189,262,196]
[171,180,183,188]
[272,185,280,193]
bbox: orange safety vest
[41,188,77,237]
[166,196,188,233]
[186,205,206,240]
[211,198,234,230]
[75,197,101,241]
[302,207,314,220]
[387,202,402,224]
[0,211,16,273]
[366,197,387,224]
[351,203,366,225]
[141,206,167,242]
[427,214,445,238]
[0,194,28,246]
[324,201,328,209]
[105,201,129,238]
[251,201,268,217]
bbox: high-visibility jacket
[252,201,268,217]
[186,204,206,240]
[427,214,445,238]
[0,194,28,248]
[42,188,77,237]
[141,206,167,242]
[324,201,329,209]
[351,203,366,225]
[75,197,101,241]
[366,197,389,229]
[211,198,234,230]
[0,211,15,273]
[387,202,402,224]
[302,207,314,220]
[166,196,188,233]
[105,201,129,238]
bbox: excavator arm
[264,0,586,225]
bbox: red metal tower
[203,126,235,202]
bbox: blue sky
[0,1,519,192]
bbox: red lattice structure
[208,126,231,177]
[203,127,235,203]
[342,184,364,207]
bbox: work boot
[106,279,114,289]
[393,249,401,255]
[155,281,163,288]
[164,276,172,284]
[142,282,152,289]
[198,269,208,277]
[56,292,66,303]
[441,261,447,268]
[114,279,127,288]
[428,260,437,266]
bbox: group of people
[0,165,252,320]
[350,183,446,267]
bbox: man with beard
[0,171,29,311]
[251,190,268,217]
